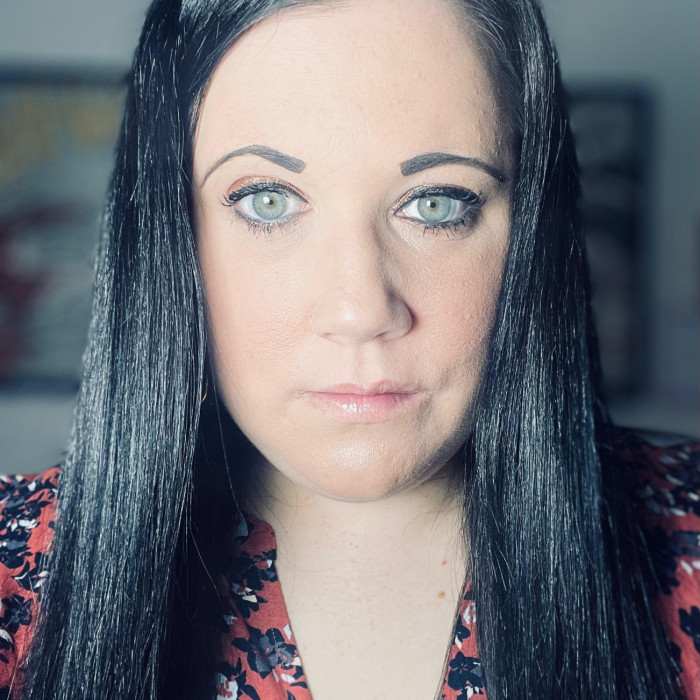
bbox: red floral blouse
[1,427,698,700]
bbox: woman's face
[193,0,514,502]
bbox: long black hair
[19,0,685,698]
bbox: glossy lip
[319,380,422,395]
[303,382,425,423]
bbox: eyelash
[221,181,485,238]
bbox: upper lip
[314,381,421,395]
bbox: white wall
[0,0,150,68]
[1,0,697,473]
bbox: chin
[295,453,431,503]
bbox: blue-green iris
[252,191,287,221]
[416,196,452,223]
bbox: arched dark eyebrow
[400,152,506,182]
[199,144,306,187]
[199,145,506,188]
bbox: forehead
[192,0,507,181]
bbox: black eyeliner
[395,185,484,210]
[223,180,304,206]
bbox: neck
[239,451,470,589]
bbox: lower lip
[304,391,423,423]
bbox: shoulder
[606,425,699,698]
[0,466,61,587]
[0,465,61,695]
[606,424,699,529]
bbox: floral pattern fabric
[213,513,484,700]
[0,467,58,700]
[0,426,698,700]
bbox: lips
[303,382,424,423]
[317,380,421,396]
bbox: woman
[0,0,697,698]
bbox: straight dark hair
[19,0,685,698]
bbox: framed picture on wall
[568,86,652,399]
[0,71,125,391]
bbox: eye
[221,181,484,239]
[222,180,307,236]
[395,185,484,237]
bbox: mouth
[302,389,424,423]
[317,380,422,395]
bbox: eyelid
[223,178,310,226]
[222,179,482,234]
[224,176,309,202]
[391,184,481,213]
[225,179,478,207]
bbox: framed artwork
[568,87,652,399]
[0,71,125,391]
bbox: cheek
[198,232,305,412]
[424,235,507,381]
[208,278,298,361]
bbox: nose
[311,218,413,345]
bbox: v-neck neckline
[217,508,486,699]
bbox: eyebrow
[199,144,506,187]
[199,145,306,186]
[399,152,507,182]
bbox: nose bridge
[311,211,411,344]
[332,214,386,294]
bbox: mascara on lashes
[221,181,485,236]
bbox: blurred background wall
[0,0,698,474]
